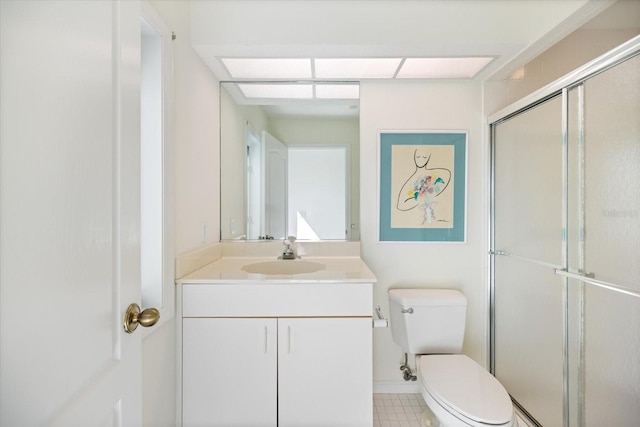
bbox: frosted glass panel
[581,53,640,290]
[494,96,563,265]
[566,52,640,427]
[494,256,564,427]
[583,286,640,426]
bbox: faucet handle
[282,236,296,259]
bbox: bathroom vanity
[176,256,376,427]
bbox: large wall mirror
[220,82,360,241]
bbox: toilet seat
[418,355,513,426]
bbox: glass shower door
[492,96,566,427]
[566,52,640,427]
[492,46,640,427]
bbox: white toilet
[388,289,518,427]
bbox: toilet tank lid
[389,289,467,306]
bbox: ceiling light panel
[315,58,402,79]
[222,58,312,79]
[396,57,494,79]
[238,84,313,99]
[315,84,360,99]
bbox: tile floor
[373,393,529,427]
[373,394,431,427]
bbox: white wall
[151,1,220,255]
[358,80,488,383]
[143,2,220,426]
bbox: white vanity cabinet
[277,317,372,427]
[179,282,373,427]
[182,317,278,427]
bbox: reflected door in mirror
[264,131,288,240]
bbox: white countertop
[176,256,377,284]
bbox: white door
[246,127,263,240]
[182,318,278,427]
[278,318,373,427]
[0,2,144,425]
[262,131,288,240]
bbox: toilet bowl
[418,355,517,427]
[388,289,517,427]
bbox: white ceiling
[191,0,612,82]
[194,0,616,117]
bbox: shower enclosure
[489,36,640,427]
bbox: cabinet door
[182,318,277,427]
[278,317,373,427]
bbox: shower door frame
[488,35,640,427]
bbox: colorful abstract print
[408,173,447,224]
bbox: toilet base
[418,399,440,427]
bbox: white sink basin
[241,260,325,275]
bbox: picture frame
[378,131,467,242]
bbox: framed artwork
[378,131,467,242]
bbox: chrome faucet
[281,236,297,260]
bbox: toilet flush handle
[401,308,414,314]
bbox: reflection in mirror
[220,82,360,241]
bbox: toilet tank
[388,289,467,354]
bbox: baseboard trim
[373,381,422,394]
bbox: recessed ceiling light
[509,67,525,80]
[238,83,313,99]
[222,58,312,79]
[315,58,402,79]
[396,57,494,79]
[315,84,359,99]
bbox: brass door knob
[123,303,160,333]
